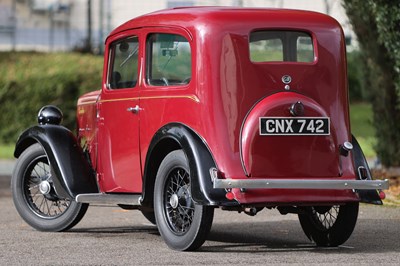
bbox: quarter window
[146,33,191,86]
[108,36,139,89]
[249,31,314,63]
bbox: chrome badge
[282,75,292,84]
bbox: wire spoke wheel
[154,150,214,251]
[298,203,359,247]
[164,168,194,234]
[311,205,340,231]
[12,143,88,232]
[23,156,71,219]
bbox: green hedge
[0,52,103,143]
[347,51,370,101]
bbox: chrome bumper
[212,178,389,190]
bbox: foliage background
[0,52,103,143]
[343,0,400,167]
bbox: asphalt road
[1,174,399,265]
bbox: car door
[97,33,142,193]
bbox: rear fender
[352,135,383,205]
[14,125,99,199]
[141,123,228,207]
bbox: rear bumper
[213,178,389,190]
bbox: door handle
[127,105,141,114]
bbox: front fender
[14,125,99,199]
[352,135,383,205]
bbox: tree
[343,0,400,167]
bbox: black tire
[298,202,359,247]
[11,143,88,232]
[154,150,214,251]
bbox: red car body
[13,7,388,251]
[78,7,366,203]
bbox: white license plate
[259,117,330,135]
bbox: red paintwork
[77,90,99,169]
[77,7,358,205]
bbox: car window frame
[106,35,140,91]
[144,30,193,88]
[248,29,317,64]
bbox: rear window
[249,31,314,63]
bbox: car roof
[107,6,341,40]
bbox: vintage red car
[11,7,388,251]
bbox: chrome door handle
[127,105,141,114]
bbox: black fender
[141,123,230,207]
[14,125,99,199]
[352,135,383,205]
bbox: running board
[75,193,142,206]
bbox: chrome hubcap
[39,180,51,195]
[170,194,179,209]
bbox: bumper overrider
[210,168,389,190]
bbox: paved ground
[1,173,400,265]
[0,159,13,197]
[0,159,14,176]
[1,159,400,265]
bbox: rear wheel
[298,202,359,247]
[11,143,88,232]
[154,150,214,251]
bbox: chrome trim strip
[76,193,142,205]
[213,179,389,190]
[99,95,200,104]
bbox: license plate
[259,117,330,135]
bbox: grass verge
[349,102,376,159]
[0,144,14,159]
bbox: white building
[0,0,355,52]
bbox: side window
[249,31,314,63]
[146,33,191,86]
[107,36,139,89]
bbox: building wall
[0,0,355,52]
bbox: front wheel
[298,202,359,247]
[11,143,88,232]
[154,150,214,251]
